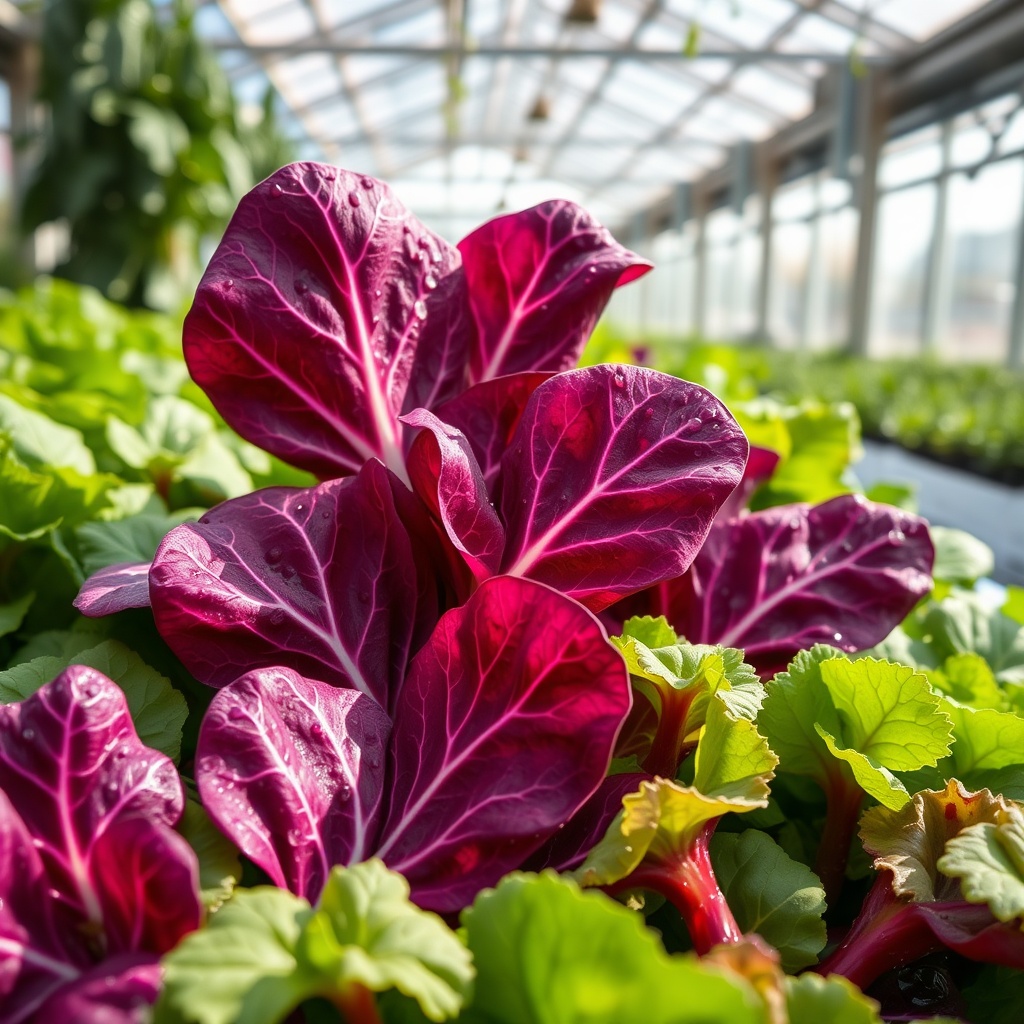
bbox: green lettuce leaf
[710,830,827,971]
[157,862,472,1024]
[938,806,1024,924]
[460,872,764,1024]
[300,861,473,1022]
[785,973,882,1024]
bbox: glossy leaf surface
[150,461,421,711]
[499,365,748,611]
[375,575,631,911]
[663,494,934,676]
[183,164,469,480]
[459,201,650,385]
[198,668,391,902]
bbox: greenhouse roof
[69,1,1014,237]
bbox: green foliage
[710,830,827,971]
[156,862,473,1024]
[585,330,1024,484]
[20,0,294,310]
[459,872,764,1024]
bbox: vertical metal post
[922,119,954,354]
[1008,168,1024,368]
[694,200,708,338]
[848,71,887,357]
[755,149,777,344]
[801,174,824,351]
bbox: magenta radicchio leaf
[428,371,554,493]
[197,668,391,901]
[73,561,152,617]
[523,772,650,873]
[496,364,748,612]
[656,493,934,676]
[182,163,470,481]
[30,956,161,1024]
[0,668,200,1021]
[458,200,651,384]
[150,460,425,713]
[197,576,631,912]
[402,408,505,584]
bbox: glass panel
[870,183,937,357]
[942,158,1023,363]
[873,0,988,42]
[769,220,811,348]
[817,206,858,349]
[879,124,943,189]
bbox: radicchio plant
[72,161,935,931]
[0,668,201,1023]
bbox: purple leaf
[150,461,421,712]
[31,955,161,1024]
[374,575,631,912]
[183,163,470,481]
[458,201,651,384]
[73,562,152,617]
[0,791,82,1024]
[403,408,505,583]
[197,667,391,902]
[523,772,649,873]
[498,365,748,612]
[428,371,554,492]
[0,668,198,959]
[661,494,934,676]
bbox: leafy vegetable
[155,861,473,1024]
[198,575,630,912]
[0,668,201,1018]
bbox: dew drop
[371,314,380,324]
[424,273,437,290]
[683,417,702,433]
[286,828,302,846]
[223,279,234,290]
[266,547,282,564]
[360,176,374,190]
[588,264,598,274]
[347,191,361,208]
[22,728,35,741]
[228,707,246,721]
[107,781,118,793]
[338,784,352,803]
[414,299,428,320]
[32,838,44,849]
[272,182,283,195]
[295,280,308,294]
[374,288,382,298]
[888,529,905,544]
[310,723,324,740]
[833,632,843,643]
[613,373,625,388]
[295,503,305,513]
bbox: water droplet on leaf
[348,191,361,208]
[414,299,427,320]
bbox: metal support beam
[1009,169,1024,368]
[848,72,886,357]
[754,153,778,343]
[922,119,954,354]
[205,40,893,64]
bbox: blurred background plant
[15,0,292,311]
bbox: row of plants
[587,333,1024,486]
[2,164,1024,1023]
